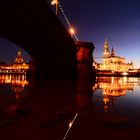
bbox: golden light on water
[93,77,139,112]
[69,122,72,128]
[0,74,28,87]
[63,113,78,140]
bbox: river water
[1,75,140,140]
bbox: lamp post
[69,27,75,37]
[69,27,79,41]
[51,0,58,16]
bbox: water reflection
[63,113,78,140]
[1,75,140,139]
[92,76,140,112]
[0,74,30,127]
[0,74,28,85]
[94,76,135,96]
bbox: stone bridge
[0,0,94,79]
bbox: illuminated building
[93,40,133,73]
[0,50,29,74]
[0,74,28,101]
[11,50,29,73]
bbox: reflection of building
[0,74,28,87]
[96,77,133,96]
[93,40,133,73]
[0,50,29,74]
[0,74,29,99]
[93,77,134,112]
[0,74,29,115]
[14,50,24,64]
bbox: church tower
[111,47,115,56]
[103,40,110,58]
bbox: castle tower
[103,40,110,58]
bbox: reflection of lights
[0,74,28,87]
[63,113,78,140]
[69,121,72,128]
[93,77,136,111]
[16,93,20,99]
[93,77,140,113]
[103,96,109,104]
[104,104,109,112]
[95,77,134,95]
[122,72,128,76]
[111,76,114,83]
[123,76,127,84]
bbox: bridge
[0,0,94,79]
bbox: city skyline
[49,0,140,68]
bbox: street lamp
[69,27,79,41]
[51,0,58,16]
[69,27,75,37]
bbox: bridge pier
[75,41,95,78]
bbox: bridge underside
[0,0,77,79]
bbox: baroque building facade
[11,50,29,72]
[94,40,133,72]
[0,50,29,74]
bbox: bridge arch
[0,0,77,79]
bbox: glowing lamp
[69,27,75,36]
[69,122,72,128]
[51,0,57,5]
[51,0,58,16]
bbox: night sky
[0,37,30,64]
[50,0,140,68]
[0,0,140,68]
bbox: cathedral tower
[103,40,110,58]
[111,47,115,56]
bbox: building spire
[103,39,110,58]
[111,46,115,56]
